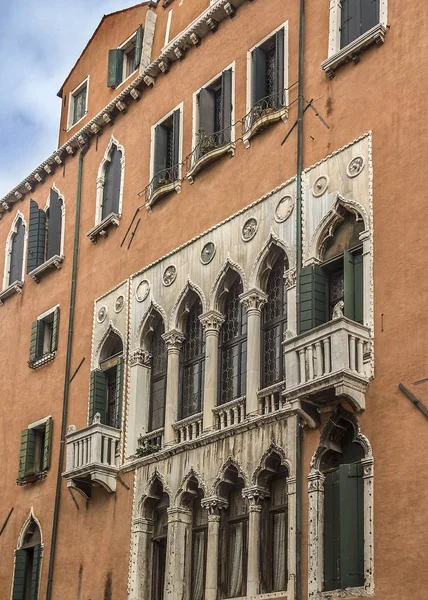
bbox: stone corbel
[189,32,201,46]
[90,123,102,135]
[143,75,155,87]
[158,60,170,73]
[24,181,33,192]
[206,17,218,32]
[66,145,75,155]
[174,47,185,60]
[34,172,44,183]
[129,88,141,101]
[224,2,236,17]
[116,101,127,113]
[14,191,23,201]
[43,164,52,175]
[102,112,113,125]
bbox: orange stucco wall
[1,0,428,598]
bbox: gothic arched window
[149,320,167,431]
[152,491,170,600]
[262,254,287,388]
[12,516,42,599]
[219,278,247,405]
[180,299,205,419]
[190,489,208,600]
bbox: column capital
[201,496,228,515]
[307,470,325,493]
[239,288,268,313]
[284,267,296,289]
[167,506,192,523]
[130,348,152,367]
[199,309,225,333]
[132,516,154,534]
[243,485,269,510]
[162,329,185,351]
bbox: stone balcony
[62,415,121,499]
[283,317,371,412]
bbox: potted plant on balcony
[16,468,45,485]
[136,436,161,457]
[198,128,217,156]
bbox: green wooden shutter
[107,49,123,88]
[339,463,364,589]
[274,28,285,107]
[27,200,46,273]
[252,46,267,105]
[134,24,143,70]
[46,189,62,260]
[29,544,42,600]
[299,265,328,333]
[199,87,216,137]
[221,69,233,143]
[114,358,124,428]
[172,109,181,169]
[324,469,341,591]
[154,124,169,177]
[353,253,363,324]
[12,549,28,600]
[51,307,60,353]
[43,417,53,471]
[343,250,355,321]
[18,429,36,478]
[89,370,107,425]
[29,321,44,363]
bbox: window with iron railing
[149,109,181,201]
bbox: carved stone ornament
[347,155,365,178]
[284,268,296,289]
[242,217,258,242]
[130,348,152,367]
[239,288,268,312]
[201,242,216,265]
[115,295,125,313]
[162,329,185,350]
[163,265,177,287]
[199,309,225,332]
[275,195,294,223]
[97,306,107,323]
[332,300,344,319]
[312,175,329,197]
[136,279,150,302]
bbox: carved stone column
[199,310,225,431]
[165,507,192,600]
[243,487,268,598]
[162,330,185,445]
[284,268,297,338]
[202,498,227,600]
[286,475,297,600]
[307,471,325,598]
[128,516,154,600]
[239,289,268,416]
[126,348,152,456]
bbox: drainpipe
[295,0,305,599]
[46,143,88,600]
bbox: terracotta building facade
[1,1,427,600]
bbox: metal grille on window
[166,126,174,170]
[150,321,167,431]
[73,87,86,124]
[181,299,205,419]
[262,255,287,388]
[265,46,276,99]
[106,368,118,427]
[220,279,247,404]
[329,269,344,318]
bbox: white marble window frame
[94,135,126,226]
[2,210,28,291]
[149,102,184,183]
[67,75,89,131]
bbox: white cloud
[0,0,142,198]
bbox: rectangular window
[151,108,181,194]
[68,77,89,128]
[340,0,380,49]
[251,27,285,111]
[29,307,60,368]
[88,357,124,428]
[18,416,52,481]
[107,25,143,88]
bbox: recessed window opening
[180,297,205,420]
[149,319,167,432]
[68,78,88,128]
[340,0,380,49]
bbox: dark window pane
[181,300,205,419]
[9,218,25,284]
[150,321,167,431]
[262,255,287,387]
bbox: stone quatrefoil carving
[136,279,150,302]
[163,265,177,287]
[115,295,125,313]
[312,175,329,197]
[97,306,107,323]
[347,155,365,178]
[242,217,258,241]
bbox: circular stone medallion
[136,279,150,303]
[97,306,107,323]
[115,295,125,313]
[275,196,294,223]
[163,265,177,287]
[242,218,258,242]
[347,156,365,178]
[201,242,216,265]
[312,175,329,197]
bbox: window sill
[146,179,181,211]
[28,255,64,283]
[321,23,387,78]
[256,592,288,600]
[16,471,47,486]
[0,280,23,305]
[243,105,288,148]
[66,111,88,132]
[186,141,235,184]
[87,212,120,244]
[316,585,371,599]
[28,351,56,370]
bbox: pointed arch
[94,321,124,368]
[170,279,207,331]
[250,231,293,290]
[308,194,369,264]
[17,509,43,549]
[95,135,125,224]
[211,457,249,499]
[252,442,291,487]
[3,210,27,289]
[209,256,248,312]
[138,469,173,516]
[44,184,66,259]
[137,300,168,350]
[175,468,208,507]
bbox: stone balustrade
[213,396,246,430]
[173,412,203,443]
[258,381,286,415]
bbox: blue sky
[0,0,142,198]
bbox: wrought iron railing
[242,89,286,136]
[145,164,180,204]
[186,124,233,171]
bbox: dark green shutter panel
[353,253,363,324]
[343,250,355,321]
[43,417,53,471]
[46,189,62,260]
[275,28,285,107]
[172,109,181,168]
[51,307,60,353]
[252,46,267,105]
[89,370,107,425]
[199,87,216,137]
[114,358,124,428]
[29,544,42,600]
[221,69,232,143]
[10,219,25,285]
[154,124,169,177]
[29,321,44,363]
[107,49,123,88]
[323,469,341,591]
[102,146,122,219]
[339,463,364,588]
[134,24,143,71]
[18,429,36,478]
[27,200,46,273]
[12,549,28,600]
[299,265,328,333]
